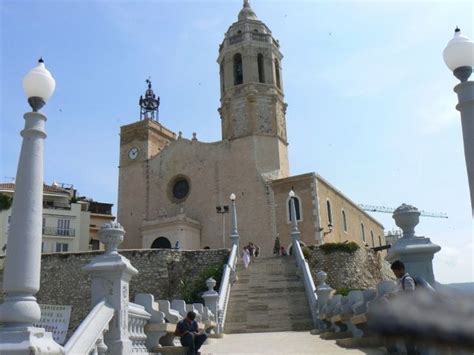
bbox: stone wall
[0,248,229,340]
[306,246,394,291]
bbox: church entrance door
[151,237,172,249]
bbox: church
[117,1,384,255]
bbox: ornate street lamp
[443,28,474,214]
[0,59,63,353]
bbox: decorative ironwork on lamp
[139,78,160,121]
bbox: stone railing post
[83,222,138,355]
[315,271,333,331]
[202,277,219,323]
[386,204,441,285]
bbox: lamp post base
[0,326,64,355]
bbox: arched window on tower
[258,54,265,83]
[371,230,375,247]
[378,235,382,246]
[288,196,301,222]
[220,63,225,92]
[361,223,366,243]
[234,53,243,86]
[341,209,347,232]
[274,58,281,89]
[326,200,332,226]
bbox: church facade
[117,1,384,255]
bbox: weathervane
[139,77,160,121]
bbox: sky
[0,0,473,284]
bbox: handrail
[64,299,114,354]
[216,243,238,332]
[293,241,319,327]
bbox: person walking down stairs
[242,246,251,268]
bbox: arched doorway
[151,237,172,249]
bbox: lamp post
[229,193,239,249]
[0,59,63,354]
[443,28,474,214]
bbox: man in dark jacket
[174,311,207,355]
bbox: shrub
[335,287,361,296]
[180,263,223,304]
[302,246,311,260]
[0,193,12,211]
[320,242,359,254]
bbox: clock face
[128,147,139,160]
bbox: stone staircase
[224,256,314,333]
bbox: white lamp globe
[22,58,56,102]
[443,28,474,72]
[230,193,236,201]
[289,190,295,198]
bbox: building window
[361,223,366,242]
[378,235,382,247]
[56,243,68,252]
[341,209,347,232]
[326,200,332,225]
[371,230,375,247]
[42,217,45,234]
[233,53,243,85]
[288,196,301,222]
[172,178,190,200]
[57,219,71,236]
[220,63,225,92]
[274,58,281,89]
[258,53,265,83]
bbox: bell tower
[217,0,288,144]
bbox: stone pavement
[201,331,385,354]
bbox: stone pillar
[83,222,138,355]
[454,80,474,214]
[229,196,240,250]
[386,204,441,285]
[0,111,63,354]
[202,278,219,322]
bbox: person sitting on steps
[174,311,207,355]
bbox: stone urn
[392,203,420,238]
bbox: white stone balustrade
[171,300,188,318]
[157,300,182,323]
[64,299,114,355]
[128,302,150,354]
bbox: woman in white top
[242,246,251,269]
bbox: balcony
[42,227,75,237]
[43,201,71,210]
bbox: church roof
[238,0,258,21]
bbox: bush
[335,287,361,296]
[302,246,310,260]
[179,264,223,304]
[320,242,359,254]
[0,193,12,211]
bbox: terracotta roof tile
[0,183,69,194]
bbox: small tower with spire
[139,78,160,121]
[217,0,288,145]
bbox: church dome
[238,0,258,21]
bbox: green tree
[0,193,13,211]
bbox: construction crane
[359,204,448,219]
